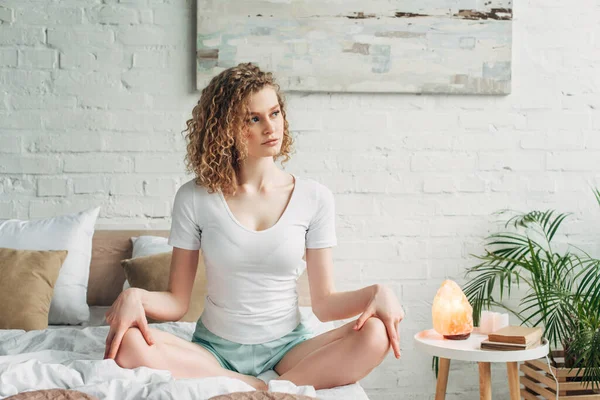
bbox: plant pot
[520,350,600,399]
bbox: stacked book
[480,326,543,351]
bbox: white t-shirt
[167,174,337,344]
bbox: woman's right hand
[103,288,154,360]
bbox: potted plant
[461,189,600,398]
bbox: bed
[0,230,370,400]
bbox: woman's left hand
[354,284,405,359]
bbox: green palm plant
[462,189,600,388]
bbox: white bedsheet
[0,307,369,400]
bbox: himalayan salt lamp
[432,280,473,340]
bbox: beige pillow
[120,251,206,323]
[0,247,68,331]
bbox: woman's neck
[237,157,284,193]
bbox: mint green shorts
[191,318,314,376]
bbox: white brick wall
[1,1,600,399]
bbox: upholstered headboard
[86,230,312,307]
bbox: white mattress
[0,307,369,400]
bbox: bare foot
[250,377,268,391]
[239,375,267,391]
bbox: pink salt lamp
[432,279,474,340]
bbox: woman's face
[241,86,284,160]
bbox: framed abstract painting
[196,0,512,94]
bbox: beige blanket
[209,391,316,400]
[4,389,99,400]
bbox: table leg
[507,362,520,400]
[479,362,492,400]
[435,357,450,400]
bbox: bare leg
[114,327,267,390]
[274,318,390,390]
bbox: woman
[103,63,404,391]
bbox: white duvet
[0,310,369,400]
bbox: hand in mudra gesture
[104,288,154,360]
[354,285,405,359]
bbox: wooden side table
[414,329,549,400]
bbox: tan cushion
[4,389,99,399]
[0,247,68,331]
[120,251,206,322]
[209,391,316,400]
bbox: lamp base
[443,333,471,340]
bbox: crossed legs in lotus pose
[114,317,390,390]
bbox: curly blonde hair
[183,63,294,196]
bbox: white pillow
[122,235,173,291]
[0,207,100,325]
